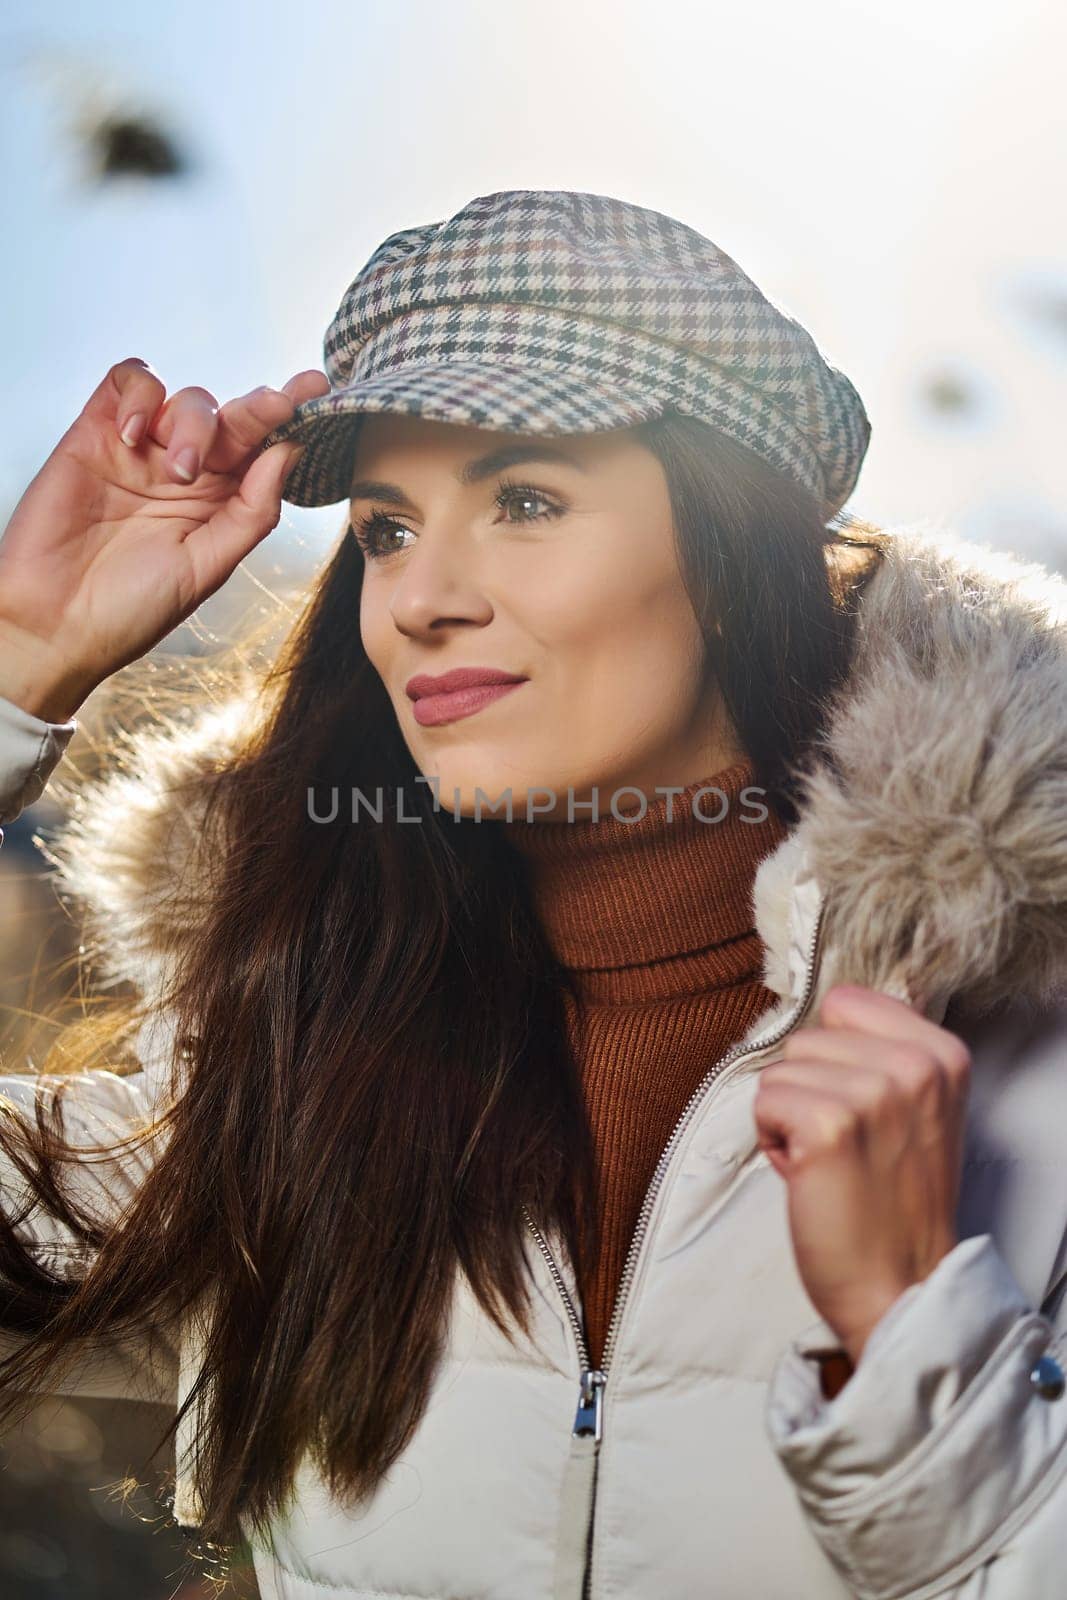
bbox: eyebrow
[349,442,588,506]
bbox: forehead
[348,411,642,492]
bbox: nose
[386,525,494,637]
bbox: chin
[416,767,558,822]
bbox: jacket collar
[752,523,1067,1023]
[45,521,1067,1032]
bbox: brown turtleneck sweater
[498,759,789,1369]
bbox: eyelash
[349,478,565,562]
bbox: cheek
[359,586,390,674]
[541,558,703,708]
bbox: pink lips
[405,667,529,728]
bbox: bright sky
[2,0,1066,583]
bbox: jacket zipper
[523,895,826,1589]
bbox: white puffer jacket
[3,523,1067,1600]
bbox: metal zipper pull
[556,1370,606,1599]
[573,1368,606,1443]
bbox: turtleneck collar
[494,759,788,1001]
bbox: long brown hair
[0,412,887,1552]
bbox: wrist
[0,665,93,723]
[841,1326,876,1369]
[844,1237,964,1365]
[0,626,96,723]
[833,1285,911,1368]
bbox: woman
[1,188,1067,1599]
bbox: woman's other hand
[753,984,971,1367]
[0,356,331,722]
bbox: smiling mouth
[410,680,528,727]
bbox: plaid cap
[258,188,871,518]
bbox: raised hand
[0,356,331,722]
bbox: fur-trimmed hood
[44,521,1067,1032]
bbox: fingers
[280,368,332,404]
[182,441,306,596]
[755,1068,914,1175]
[206,386,297,474]
[761,1055,937,1143]
[91,357,330,486]
[754,1078,848,1170]
[780,1026,952,1102]
[148,386,225,484]
[83,356,167,446]
[817,984,972,1080]
[202,369,330,475]
[758,998,973,1175]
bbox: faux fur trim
[778,523,1067,1016]
[41,698,251,1012]
[42,520,1067,1025]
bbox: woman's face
[352,411,740,820]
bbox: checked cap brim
[258,360,667,509]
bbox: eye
[348,509,413,561]
[493,480,565,525]
[350,480,565,562]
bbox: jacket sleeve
[764,1231,1067,1598]
[0,691,78,832]
[0,693,179,1406]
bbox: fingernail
[120,412,147,447]
[172,446,199,483]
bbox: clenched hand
[754,984,971,1367]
